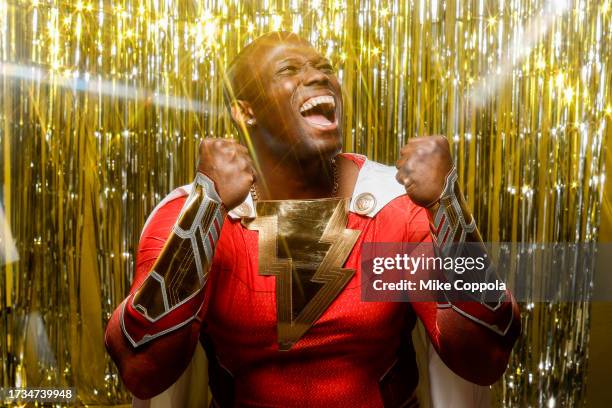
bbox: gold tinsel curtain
[0,0,609,406]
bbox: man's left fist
[395,135,454,208]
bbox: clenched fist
[395,135,454,208]
[198,138,254,210]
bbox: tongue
[303,112,333,126]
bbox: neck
[253,151,337,200]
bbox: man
[105,32,520,407]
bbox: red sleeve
[406,203,521,386]
[104,195,207,399]
[134,197,187,287]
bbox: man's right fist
[198,138,254,210]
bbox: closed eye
[277,65,299,75]
[318,63,335,74]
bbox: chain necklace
[250,159,338,202]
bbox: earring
[246,118,256,126]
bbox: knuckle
[239,150,250,160]
[434,135,448,146]
[200,139,213,151]
[395,156,407,168]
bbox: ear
[230,100,256,126]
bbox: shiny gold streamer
[0,0,609,406]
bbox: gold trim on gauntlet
[131,172,224,322]
[427,166,506,308]
[428,166,479,255]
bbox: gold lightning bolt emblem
[243,197,360,351]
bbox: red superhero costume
[105,154,520,407]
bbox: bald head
[223,32,313,105]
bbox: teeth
[299,95,335,113]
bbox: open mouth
[299,95,337,128]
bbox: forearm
[426,166,518,328]
[425,166,521,383]
[105,302,202,399]
[412,295,519,386]
[105,172,224,397]
[396,136,520,383]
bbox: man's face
[244,39,343,160]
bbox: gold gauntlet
[427,166,505,305]
[132,173,224,321]
[428,166,481,254]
